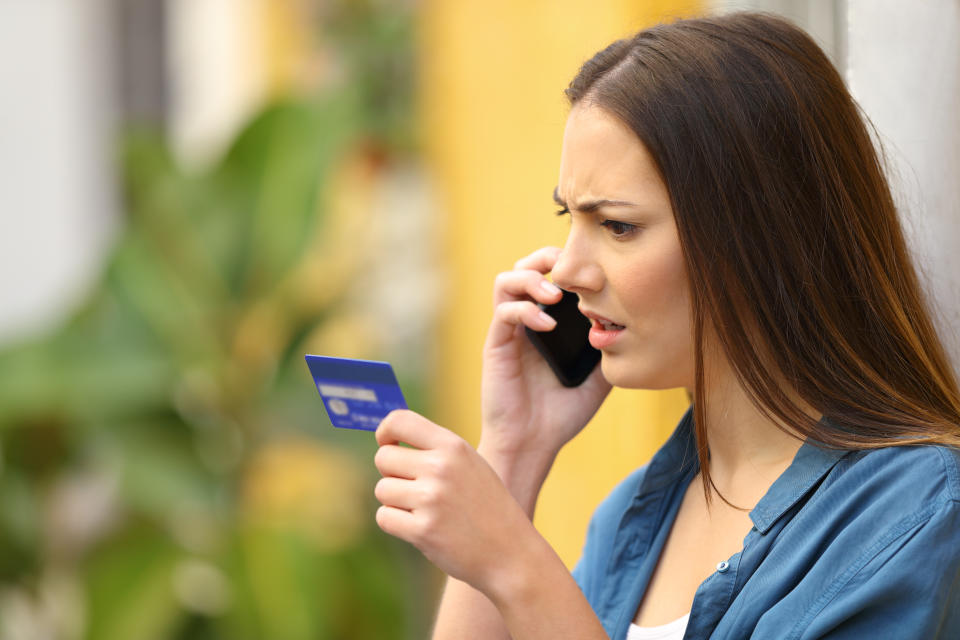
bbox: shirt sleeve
[572,467,646,606]
[572,504,602,602]
[795,496,960,639]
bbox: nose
[550,227,603,294]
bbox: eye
[555,207,570,217]
[600,219,639,239]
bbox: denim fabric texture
[572,407,960,639]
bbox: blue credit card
[304,355,408,431]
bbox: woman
[372,12,960,639]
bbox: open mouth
[597,319,626,331]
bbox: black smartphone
[525,288,601,387]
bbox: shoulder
[791,444,960,595]
[573,408,696,597]
[572,465,649,596]
[826,443,960,508]
[776,445,960,637]
[802,443,960,556]
[589,465,649,530]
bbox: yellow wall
[420,0,702,567]
[255,0,310,98]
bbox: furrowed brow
[552,186,639,213]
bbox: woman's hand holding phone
[479,247,611,505]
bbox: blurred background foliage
[3,0,954,637]
[0,0,434,638]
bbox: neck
[695,352,815,507]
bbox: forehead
[557,104,669,208]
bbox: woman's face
[551,103,695,389]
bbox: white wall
[714,0,845,64]
[845,0,960,373]
[0,0,118,345]
[0,0,267,346]
[719,0,960,374]
[166,0,267,169]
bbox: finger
[512,246,563,273]
[374,443,422,479]
[492,269,564,307]
[374,476,419,510]
[376,409,451,450]
[375,505,418,541]
[486,300,557,350]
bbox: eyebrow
[552,186,640,213]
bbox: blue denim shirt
[572,407,960,639]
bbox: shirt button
[716,561,730,573]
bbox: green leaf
[219,526,329,640]
[84,523,185,640]
[214,96,361,298]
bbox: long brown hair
[565,12,960,500]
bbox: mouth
[579,306,627,349]
[579,306,626,330]
[594,318,626,331]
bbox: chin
[599,353,680,390]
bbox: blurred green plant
[0,1,432,639]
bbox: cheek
[601,249,694,389]
[618,250,690,325]
[622,247,694,369]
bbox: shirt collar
[634,407,699,498]
[635,407,849,532]
[750,431,849,533]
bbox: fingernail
[538,311,557,327]
[540,280,562,296]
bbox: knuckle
[425,451,449,476]
[373,446,389,470]
[495,300,529,323]
[519,271,538,290]
[419,480,442,506]
[446,436,471,457]
[375,506,389,530]
[375,416,393,441]
[416,512,438,539]
[430,441,468,475]
[514,256,533,270]
[373,477,388,501]
[492,302,512,323]
[384,408,408,425]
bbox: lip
[578,306,624,327]
[579,306,627,349]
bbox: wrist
[477,438,556,517]
[484,528,579,627]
